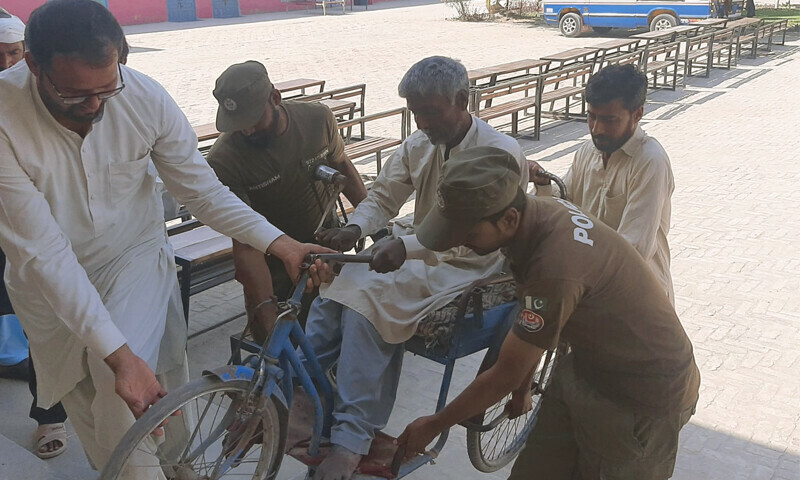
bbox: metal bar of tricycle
[308,253,374,264]
[284,339,325,458]
[292,320,335,439]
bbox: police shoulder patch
[518,308,545,333]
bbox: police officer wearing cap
[207,60,367,343]
[396,146,700,480]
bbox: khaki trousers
[509,355,695,480]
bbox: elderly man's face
[0,41,24,71]
[406,92,468,146]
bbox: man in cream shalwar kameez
[0,2,322,478]
[531,64,675,303]
[308,56,527,480]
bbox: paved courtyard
[0,1,798,479]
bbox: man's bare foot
[312,445,362,480]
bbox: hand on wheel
[505,390,533,419]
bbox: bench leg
[376,151,382,175]
[511,112,518,136]
[534,106,541,141]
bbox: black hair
[26,0,124,70]
[585,64,648,112]
[484,188,527,224]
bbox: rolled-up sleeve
[150,89,284,253]
[0,132,127,359]
[346,143,415,237]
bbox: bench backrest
[298,84,367,118]
[540,62,594,91]
[600,49,644,69]
[471,75,541,115]
[643,40,681,62]
[685,31,715,53]
[337,107,408,144]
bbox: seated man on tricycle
[308,56,528,480]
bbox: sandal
[34,423,67,459]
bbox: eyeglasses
[44,64,125,105]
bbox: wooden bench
[682,31,716,78]
[298,84,366,118]
[274,78,326,98]
[727,18,762,60]
[598,48,644,70]
[641,40,681,90]
[168,221,235,322]
[340,107,408,175]
[769,19,789,46]
[473,75,541,137]
[738,21,774,58]
[709,27,739,70]
[536,61,595,136]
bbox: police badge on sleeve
[518,296,546,333]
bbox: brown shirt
[207,101,345,243]
[508,196,699,416]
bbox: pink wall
[3,0,394,25]
[1,1,41,22]
[196,0,214,18]
[107,0,167,24]
[2,0,166,25]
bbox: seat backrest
[472,75,541,113]
[298,84,367,117]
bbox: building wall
[3,0,393,25]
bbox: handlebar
[537,169,567,200]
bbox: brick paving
[0,2,797,478]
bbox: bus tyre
[592,27,612,33]
[650,13,677,31]
[559,12,583,37]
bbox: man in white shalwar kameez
[310,56,528,480]
[0,1,327,478]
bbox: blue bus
[543,0,743,37]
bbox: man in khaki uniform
[529,65,675,303]
[396,146,700,479]
[207,61,367,342]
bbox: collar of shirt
[438,115,478,160]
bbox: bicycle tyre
[465,345,563,472]
[101,375,288,480]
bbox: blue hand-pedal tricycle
[101,173,567,480]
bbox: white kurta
[537,126,675,303]
[0,62,283,407]
[321,117,528,344]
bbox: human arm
[0,132,163,418]
[325,110,367,207]
[316,142,414,251]
[395,278,583,459]
[232,240,279,344]
[395,333,544,459]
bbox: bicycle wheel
[101,375,287,480]
[466,345,562,472]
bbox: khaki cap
[417,146,521,252]
[213,60,273,133]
